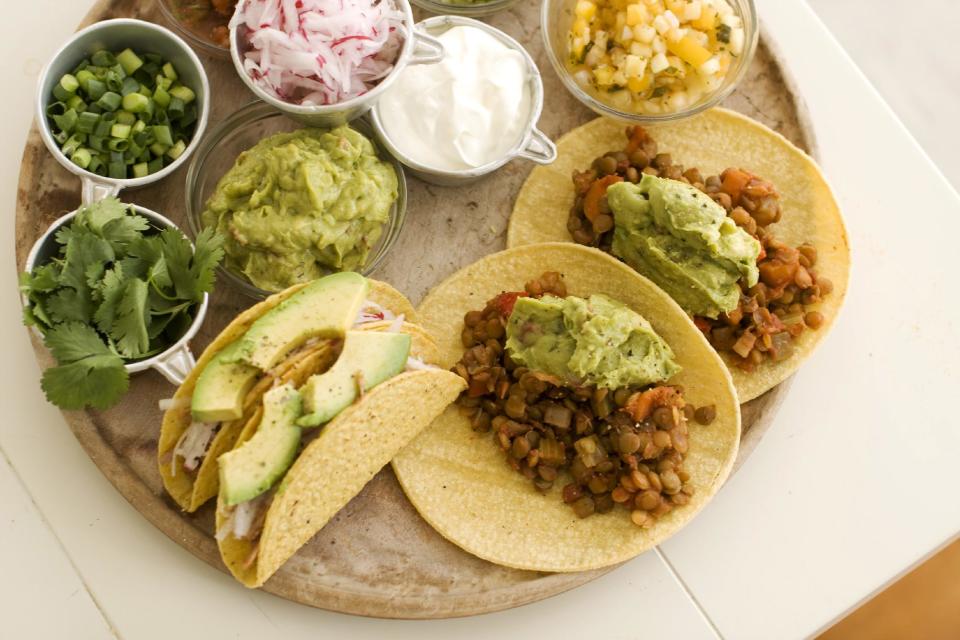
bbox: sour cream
[377,25,532,172]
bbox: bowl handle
[409,30,444,65]
[151,343,196,387]
[516,128,558,165]
[81,175,121,205]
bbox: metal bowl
[35,18,211,205]
[410,0,521,17]
[184,101,408,300]
[541,0,759,123]
[368,15,557,187]
[229,0,444,128]
[22,205,208,387]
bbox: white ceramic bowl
[22,205,208,387]
[369,15,557,187]
[230,0,444,128]
[35,18,211,205]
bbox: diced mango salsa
[565,0,746,115]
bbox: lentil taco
[158,272,420,512]
[392,244,740,572]
[507,109,849,402]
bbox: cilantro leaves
[21,197,224,410]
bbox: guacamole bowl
[184,101,408,301]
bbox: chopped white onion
[232,0,406,106]
[387,313,405,334]
[158,396,190,412]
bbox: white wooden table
[3,1,959,638]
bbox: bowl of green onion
[35,18,210,204]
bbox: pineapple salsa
[567,0,746,114]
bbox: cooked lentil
[453,272,712,528]
[568,125,832,371]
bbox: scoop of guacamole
[201,126,398,292]
[609,175,760,318]
[504,294,680,389]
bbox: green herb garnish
[21,197,223,410]
[716,24,732,44]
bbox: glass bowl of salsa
[184,101,408,300]
[157,0,235,59]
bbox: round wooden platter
[15,0,815,620]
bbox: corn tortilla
[507,109,850,402]
[158,279,419,512]
[216,323,460,587]
[391,243,740,572]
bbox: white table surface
[3,1,959,639]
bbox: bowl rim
[368,15,550,179]
[229,0,422,116]
[409,0,521,17]
[22,203,209,378]
[183,100,408,300]
[540,0,760,123]
[34,18,212,196]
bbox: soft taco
[392,243,740,573]
[158,272,422,512]
[214,319,463,587]
[508,109,850,402]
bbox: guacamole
[505,294,680,389]
[201,126,398,292]
[609,175,761,318]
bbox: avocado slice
[234,272,369,371]
[297,331,411,427]
[191,342,260,423]
[219,383,303,506]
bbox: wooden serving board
[15,0,816,619]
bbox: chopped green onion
[110,123,132,139]
[167,139,186,160]
[108,161,126,179]
[52,83,73,102]
[132,162,149,178]
[66,95,87,112]
[71,148,92,169]
[108,137,129,152]
[87,155,104,175]
[153,85,171,108]
[132,120,147,135]
[168,97,185,119]
[153,125,173,147]
[52,109,78,134]
[88,135,106,152]
[46,102,67,117]
[96,91,122,112]
[149,142,169,157]
[60,74,79,93]
[115,111,136,126]
[162,62,178,81]
[93,118,112,137]
[120,76,140,96]
[121,92,150,113]
[148,157,164,174]
[85,78,106,100]
[75,111,100,134]
[169,84,195,104]
[90,50,115,67]
[117,49,143,75]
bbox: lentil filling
[452,272,716,528]
[567,126,833,371]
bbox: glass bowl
[541,0,759,123]
[184,101,408,300]
[156,0,233,59]
[410,0,521,17]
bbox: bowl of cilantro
[20,197,224,410]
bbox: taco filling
[566,126,835,371]
[452,271,717,528]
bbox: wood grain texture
[14,0,814,618]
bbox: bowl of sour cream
[369,16,556,186]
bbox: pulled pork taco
[508,109,849,402]
[392,243,740,573]
[158,272,421,512]
[214,320,463,587]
